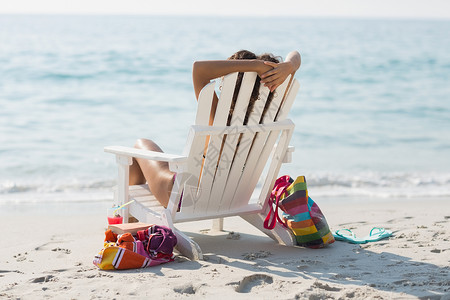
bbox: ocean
[0,15,449,204]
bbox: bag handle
[264,176,292,229]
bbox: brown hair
[256,53,282,123]
[227,50,281,125]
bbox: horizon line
[0,12,449,21]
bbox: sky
[0,0,449,19]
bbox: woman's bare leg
[129,138,175,207]
[129,157,146,185]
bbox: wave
[1,172,449,204]
[0,179,114,204]
[305,172,450,198]
[0,179,114,195]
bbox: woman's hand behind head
[260,61,295,92]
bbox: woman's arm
[260,51,301,92]
[192,59,272,100]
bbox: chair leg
[241,213,295,246]
[172,228,203,260]
[212,218,224,231]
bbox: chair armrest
[104,146,187,163]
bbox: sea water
[0,15,449,203]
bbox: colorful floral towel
[93,225,177,270]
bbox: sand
[1,197,449,299]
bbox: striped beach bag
[264,176,335,248]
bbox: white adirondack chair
[105,72,300,260]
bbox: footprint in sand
[386,216,413,224]
[337,221,367,227]
[34,236,66,251]
[51,247,71,254]
[29,275,56,283]
[232,274,274,293]
[226,231,241,240]
[312,281,341,292]
[173,283,197,295]
[430,249,442,253]
[0,270,24,276]
[242,251,272,261]
[13,252,28,262]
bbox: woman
[129,50,301,208]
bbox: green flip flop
[332,229,367,244]
[363,227,393,242]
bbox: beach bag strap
[264,175,292,229]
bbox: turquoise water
[0,15,449,202]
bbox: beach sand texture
[1,198,449,299]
